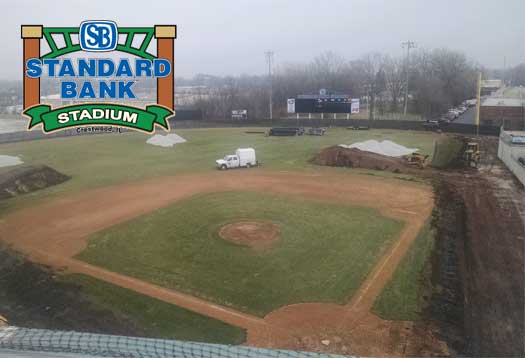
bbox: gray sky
[2,0,524,80]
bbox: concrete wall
[498,130,525,186]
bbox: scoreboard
[289,94,359,114]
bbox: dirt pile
[0,165,70,200]
[219,221,279,250]
[311,146,410,173]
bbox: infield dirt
[0,170,444,356]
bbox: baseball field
[0,127,445,355]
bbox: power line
[265,50,274,120]
[402,41,416,116]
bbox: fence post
[155,25,177,110]
[21,25,43,110]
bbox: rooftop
[482,79,503,88]
[482,97,525,107]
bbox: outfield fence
[0,118,500,145]
[0,326,349,358]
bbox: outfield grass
[0,128,441,215]
[372,222,435,321]
[60,274,246,344]
[76,191,403,317]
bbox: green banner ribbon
[24,103,174,133]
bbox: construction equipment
[405,153,429,169]
[306,127,326,136]
[463,142,481,168]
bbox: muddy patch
[219,221,280,250]
[0,165,70,200]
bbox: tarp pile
[0,155,23,168]
[339,140,418,157]
[146,133,187,148]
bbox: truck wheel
[220,165,227,170]
[246,163,251,168]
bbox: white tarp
[0,155,23,168]
[146,133,187,148]
[340,140,418,157]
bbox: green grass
[60,273,246,344]
[372,222,435,321]
[0,128,441,215]
[76,191,403,317]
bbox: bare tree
[383,56,405,113]
[354,53,386,120]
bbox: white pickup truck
[216,148,257,170]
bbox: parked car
[216,148,258,170]
[446,111,458,120]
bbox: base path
[0,170,445,356]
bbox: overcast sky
[1,0,524,80]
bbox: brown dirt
[434,137,525,357]
[311,146,415,174]
[219,221,280,250]
[0,170,444,356]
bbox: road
[454,107,476,124]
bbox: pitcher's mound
[219,221,280,250]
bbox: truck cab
[216,148,257,170]
[217,155,240,169]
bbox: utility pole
[265,50,274,120]
[402,41,416,116]
[475,72,482,137]
[503,56,507,86]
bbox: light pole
[402,41,416,116]
[265,50,274,120]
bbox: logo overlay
[21,22,177,133]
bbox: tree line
[181,48,481,120]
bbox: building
[481,79,503,96]
[480,97,525,130]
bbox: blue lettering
[44,59,59,77]
[154,59,171,77]
[79,82,96,98]
[98,59,114,77]
[58,59,75,77]
[99,81,116,98]
[78,59,96,77]
[86,25,99,46]
[135,59,152,77]
[25,58,42,78]
[116,59,133,77]
[118,81,135,98]
[61,82,77,98]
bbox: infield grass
[372,222,435,320]
[76,191,403,317]
[59,273,246,344]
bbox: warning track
[0,170,443,356]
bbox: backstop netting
[0,326,350,358]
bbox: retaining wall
[498,130,525,185]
